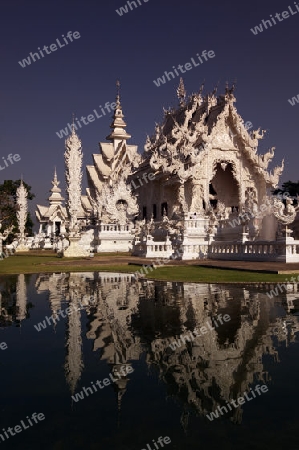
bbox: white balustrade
[208,240,299,262]
[99,224,131,233]
[145,240,173,258]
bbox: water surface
[0,272,299,450]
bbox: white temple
[33,80,299,262]
[36,169,67,236]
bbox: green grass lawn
[143,265,297,283]
[0,254,141,276]
[0,253,298,283]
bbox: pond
[0,272,299,450]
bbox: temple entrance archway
[55,221,61,236]
[209,163,239,210]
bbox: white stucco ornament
[98,178,139,225]
[15,181,29,252]
[64,126,83,232]
[64,126,89,257]
[272,197,298,225]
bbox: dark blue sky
[1,0,298,219]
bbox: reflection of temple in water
[0,274,31,326]
[16,274,27,322]
[36,272,98,394]
[28,273,299,422]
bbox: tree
[0,180,35,239]
[272,180,299,205]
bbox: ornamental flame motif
[64,127,83,231]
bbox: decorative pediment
[95,178,138,225]
[210,129,237,150]
[48,205,67,222]
[141,82,284,189]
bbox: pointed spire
[177,78,186,107]
[116,79,121,108]
[106,81,131,142]
[53,167,58,184]
[225,81,236,102]
[199,80,205,94]
[71,113,76,134]
[212,82,219,96]
[51,168,60,189]
[65,116,82,151]
[49,168,64,204]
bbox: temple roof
[100,143,115,162]
[81,195,92,211]
[142,81,284,188]
[86,165,103,192]
[36,203,67,221]
[84,83,140,206]
[93,154,111,178]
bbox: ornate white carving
[64,127,83,232]
[16,181,28,238]
[63,127,90,257]
[16,181,28,250]
[177,77,186,107]
[96,178,138,225]
[272,197,298,225]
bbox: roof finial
[177,78,186,107]
[54,167,58,183]
[199,80,205,95]
[71,113,76,133]
[212,81,219,96]
[116,80,121,108]
[231,80,236,93]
